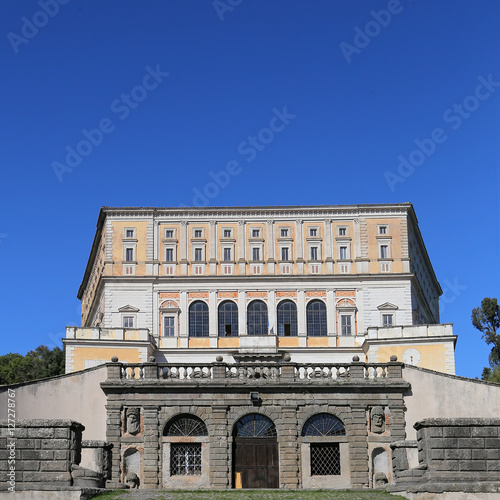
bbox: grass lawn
[91,489,408,500]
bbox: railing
[107,357,403,383]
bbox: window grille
[310,443,341,476]
[189,301,209,337]
[170,444,202,476]
[247,300,268,336]
[306,300,327,337]
[277,300,297,337]
[218,301,238,337]
[236,414,277,437]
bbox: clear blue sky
[0,0,498,379]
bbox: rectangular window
[281,247,289,261]
[281,229,288,237]
[170,444,202,476]
[165,229,174,238]
[123,316,134,328]
[223,229,231,238]
[382,314,393,326]
[379,226,387,235]
[341,315,351,335]
[194,229,202,238]
[125,229,134,238]
[310,443,341,476]
[165,248,174,262]
[310,228,317,236]
[338,227,346,236]
[380,245,388,259]
[125,248,134,262]
[339,246,347,260]
[252,229,260,238]
[223,248,231,261]
[164,316,175,337]
[252,247,260,261]
[194,248,202,262]
[310,247,318,261]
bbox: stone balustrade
[105,356,403,383]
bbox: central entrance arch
[233,414,278,489]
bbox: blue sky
[0,0,498,379]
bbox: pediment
[377,302,398,310]
[118,305,140,313]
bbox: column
[349,406,370,488]
[209,290,218,347]
[295,220,304,274]
[297,290,307,347]
[142,406,160,489]
[238,290,246,335]
[238,221,246,275]
[209,405,230,488]
[180,221,188,275]
[209,221,217,274]
[179,291,188,347]
[278,406,300,489]
[268,290,276,336]
[327,290,336,337]
[106,405,122,483]
[266,219,275,274]
[325,219,334,274]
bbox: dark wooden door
[234,437,279,488]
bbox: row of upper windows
[122,225,390,240]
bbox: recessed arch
[247,300,268,336]
[218,300,238,337]
[277,300,297,337]
[306,299,327,337]
[189,300,209,337]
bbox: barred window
[247,300,268,336]
[189,301,209,337]
[277,300,297,337]
[170,443,202,476]
[306,300,327,337]
[218,301,238,337]
[310,443,341,475]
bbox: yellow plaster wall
[72,346,141,372]
[112,220,149,276]
[189,338,211,348]
[307,337,329,347]
[246,223,266,265]
[218,338,240,348]
[366,217,403,274]
[375,344,446,372]
[278,337,299,348]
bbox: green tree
[471,297,500,382]
[0,345,65,385]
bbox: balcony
[366,323,454,340]
[65,326,155,344]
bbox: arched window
[189,301,209,337]
[247,300,268,336]
[218,301,238,337]
[306,300,327,337]
[164,414,208,437]
[164,415,207,477]
[277,300,297,337]
[302,413,345,477]
[235,414,277,437]
[301,413,346,437]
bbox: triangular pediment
[118,305,140,313]
[377,302,398,310]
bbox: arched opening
[277,300,297,337]
[218,300,238,337]
[306,300,327,337]
[233,414,278,489]
[247,300,268,336]
[189,301,209,337]
[162,414,209,488]
[301,413,349,488]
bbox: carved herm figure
[126,408,141,435]
[370,406,385,434]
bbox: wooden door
[234,437,279,488]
